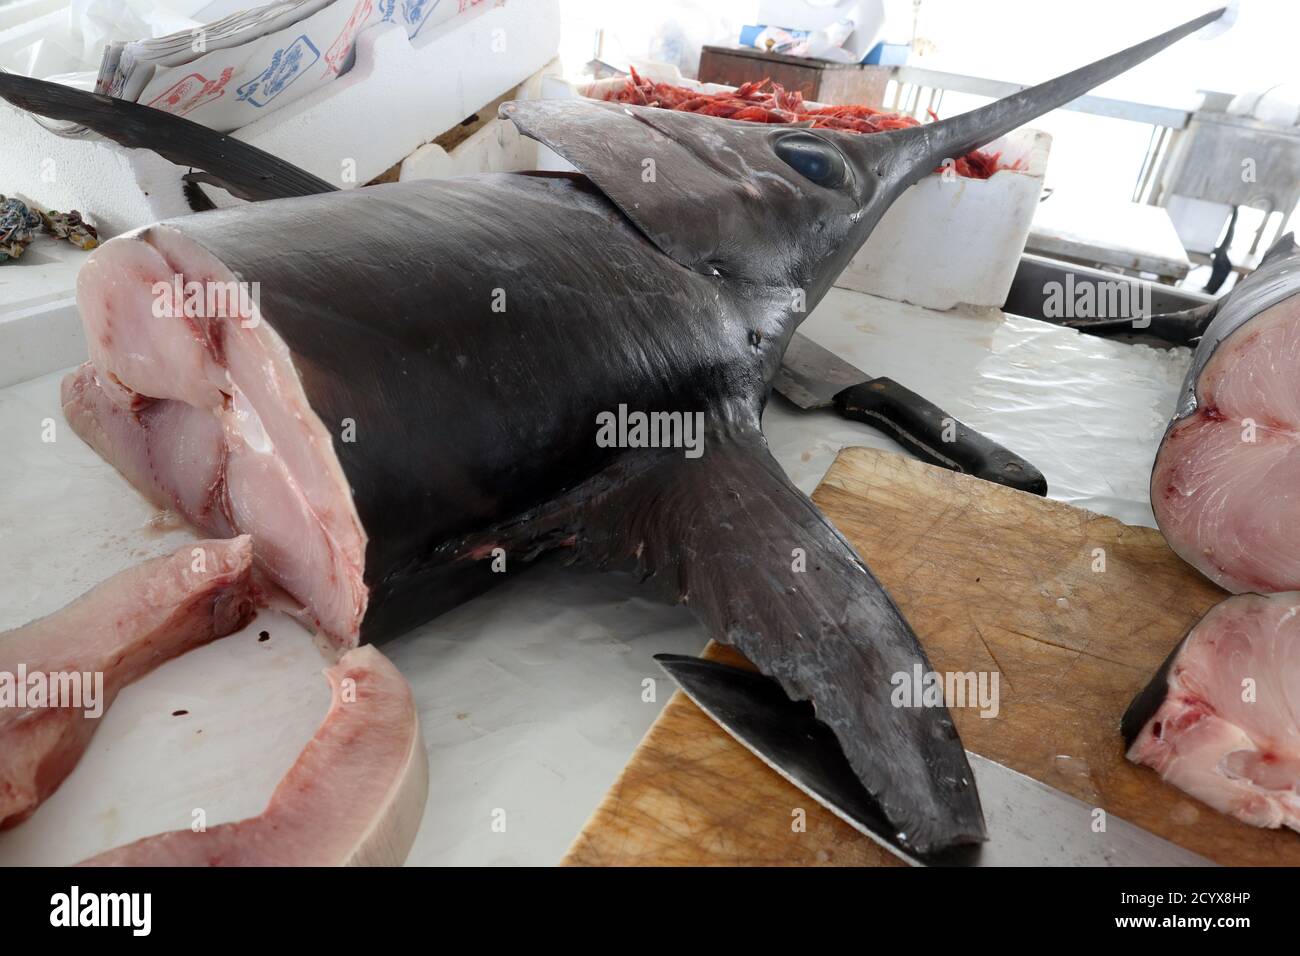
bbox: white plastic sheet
[765,289,1191,528]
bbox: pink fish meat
[0,537,254,829]
[1123,591,1300,831]
[1152,234,1300,593]
[79,645,427,866]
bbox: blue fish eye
[774,133,848,188]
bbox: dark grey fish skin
[1063,303,1216,345]
[0,8,1222,856]
[1168,233,1300,422]
[1120,632,1191,750]
[0,72,333,201]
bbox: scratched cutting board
[563,447,1299,867]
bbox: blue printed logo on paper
[401,0,441,38]
[375,0,440,38]
[236,34,321,107]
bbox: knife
[655,654,1214,867]
[774,332,1048,495]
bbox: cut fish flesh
[66,227,369,647]
[0,537,255,829]
[1152,235,1300,593]
[1122,591,1300,831]
[79,645,427,866]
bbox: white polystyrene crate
[0,238,87,389]
[398,115,541,181]
[207,0,561,206]
[567,71,1050,312]
[397,59,560,183]
[841,128,1050,311]
[0,0,561,235]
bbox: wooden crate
[697,44,890,107]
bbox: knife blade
[655,654,1214,867]
[774,332,1048,495]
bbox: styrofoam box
[843,128,1050,311]
[0,0,561,236]
[396,62,558,183]
[571,71,1051,312]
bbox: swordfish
[0,8,1222,858]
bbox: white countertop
[1028,192,1192,280]
[0,278,1191,866]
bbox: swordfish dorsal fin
[501,97,860,279]
[0,71,336,202]
[439,428,986,857]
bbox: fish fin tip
[0,72,335,203]
[474,436,986,853]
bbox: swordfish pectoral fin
[453,431,986,856]
[0,71,336,201]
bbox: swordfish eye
[773,132,849,189]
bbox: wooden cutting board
[563,447,1298,866]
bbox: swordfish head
[502,7,1224,323]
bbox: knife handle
[834,378,1048,495]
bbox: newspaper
[95,0,481,132]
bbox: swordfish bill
[0,8,1220,857]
